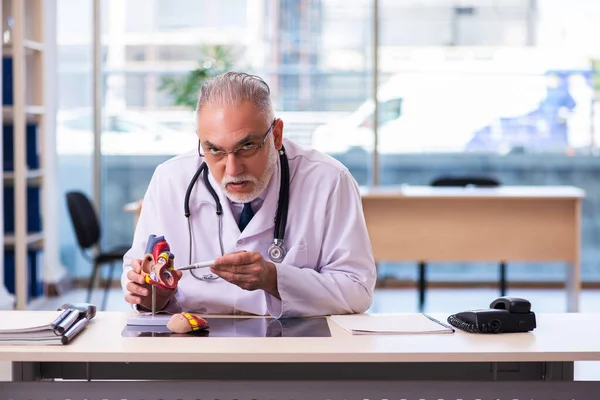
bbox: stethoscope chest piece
[268,239,287,263]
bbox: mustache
[221,174,259,185]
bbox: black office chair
[417,176,506,311]
[66,191,130,311]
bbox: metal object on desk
[0,303,96,345]
[61,318,90,345]
[57,302,96,321]
[151,285,156,317]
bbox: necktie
[238,202,254,232]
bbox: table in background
[361,185,585,312]
[123,199,143,227]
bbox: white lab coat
[121,139,376,318]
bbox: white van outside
[311,71,550,155]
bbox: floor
[1,287,599,381]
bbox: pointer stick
[175,259,216,271]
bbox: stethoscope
[183,146,290,281]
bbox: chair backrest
[431,176,500,188]
[65,191,101,250]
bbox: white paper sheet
[330,313,454,335]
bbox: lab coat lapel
[239,160,280,239]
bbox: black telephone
[447,297,536,334]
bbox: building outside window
[57,0,600,286]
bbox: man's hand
[124,259,182,311]
[210,251,280,299]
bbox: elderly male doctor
[121,72,376,318]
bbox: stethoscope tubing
[183,147,290,281]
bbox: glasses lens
[236,146,260,158]
[200,141,265,161]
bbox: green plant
[158,44,236,109]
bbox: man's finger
[211,269,236,284]
[210,264,255,275]
[124,293,142,305]
[126,281,149,296]
[126,269,147,285]
[131,259,143,273]
[213,250,246,265]
[210,269,259,291]
[216,252,252,266]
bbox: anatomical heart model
[141,234,210,334]
[141,234,179,290]
[167,312,210,334]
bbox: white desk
[0,311,599,399]
[362,185,585,311]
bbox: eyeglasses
[198,119,276,162]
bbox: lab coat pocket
[284,242,309,267]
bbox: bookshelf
[1,0,58,310]
[0,1,3,309]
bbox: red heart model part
[152,239,170,262]
[140,234,180,290]
[153,257,179,290]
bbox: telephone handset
[447,296,536,334]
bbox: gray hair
[196,72,274,123]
